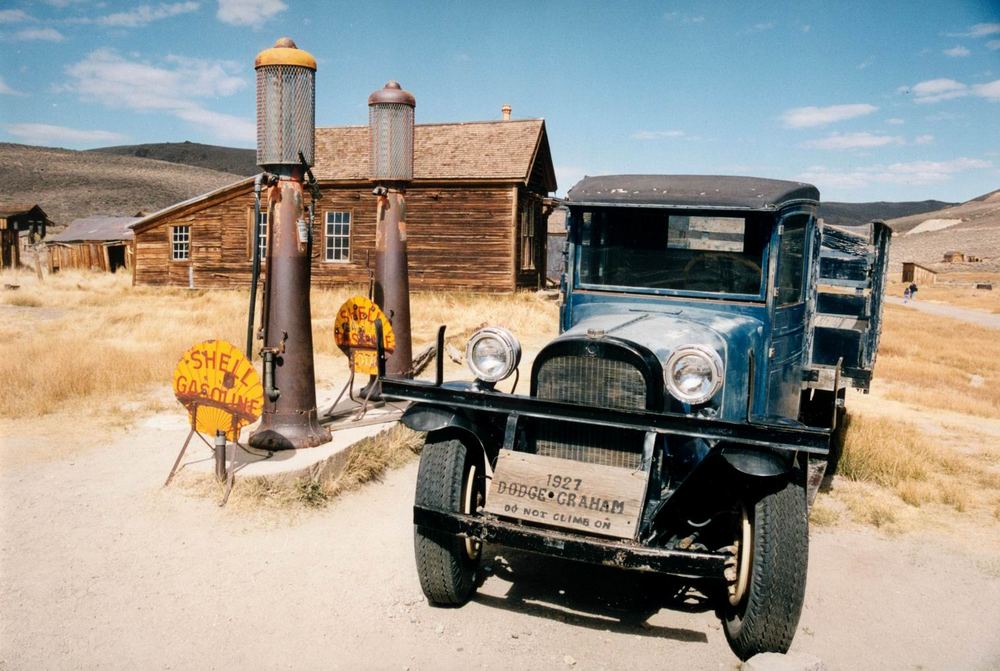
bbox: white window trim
[324,210,352,263]
[171,225,190,261]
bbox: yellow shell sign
[172,339,263,440]
[335,296,395,376]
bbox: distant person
[903,286,911,303]
[908,282,918,300]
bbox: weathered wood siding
[134,183,523,292]
[49,242,131,273]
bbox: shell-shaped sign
[335,296,395,375]
[172,339,263,440]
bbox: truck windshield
[576,209,769,297]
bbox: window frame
[324,210,352,263]
[247,208,268,261]
[520,200,537,271]
[171,225,190,261]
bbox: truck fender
[400,404,478,435]
[721,446,793,477]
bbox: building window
[520,204,536,270]
[248,210,268,260]
[325,211,351,262]
[172,225,190,261]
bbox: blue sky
[1,0,998,202]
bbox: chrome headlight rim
[663,344,724,405]
[466,326,522,383]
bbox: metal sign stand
[163,407,241,507]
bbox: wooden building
[132,117,556,292]
[901,261,937,285]
[0,203,50,270]
[47,216,140,273]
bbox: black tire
[413,437,482,606]
[722,477,808,660]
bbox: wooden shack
[47,216,140,273]
[0,203,50,270]
[901,261,937,285]
[132,117,556,292]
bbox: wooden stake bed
[485,451,649,540]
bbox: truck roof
[565,175,820,211]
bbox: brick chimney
[501,104,511,121]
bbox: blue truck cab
[380,174,890,660]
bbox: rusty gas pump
[247,38,331,451]
[369,81,415,379]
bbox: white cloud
[943,45,970,57]
[216,0,287,28]
[905,77,1000,103]
[64,49,254,142]
[906,78,968,103]
[798,157,991,189]
[972,79,1000,101]
[988,40,1000,50]
[914,134,934,145]
[15,27,65,41]
[781,103,878,128]
[68,2,200,28]
[857,58,874,70]
[0,9,32,23]
[801,24,811,33]
[886,118,904,125]
[631,129,686,140]
[749,22,775,32]
[955,22,1000,38]
[802,132,903,150]
[5,123,126,146]
[0,76,26,96]
[555,165,588,194]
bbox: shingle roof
[132,119,555,233]
[566,175,820,210]
[48,216,140,242]
[0,203,43,218]
[314,119,553,189]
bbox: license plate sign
[485,451,649,539]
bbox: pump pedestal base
[249,411,331,451]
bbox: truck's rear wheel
[413,437,482,606]
[722,477,808,660]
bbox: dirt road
[2,412,999,671]
[886,296,1000,329]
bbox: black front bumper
[380,377,830,454]
[414,505,727,579]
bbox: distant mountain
[886,188,1000,272]
[818,200,956,227]
[0,143,243,226]
[89,141,258,177]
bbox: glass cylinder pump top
[368,81,415,182]
[255,37,316,168]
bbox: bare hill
[818,200,955,227]
[886,188,1000,273]
[89,141,257,177]
[0,143,243,226]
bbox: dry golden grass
[833,411,999,527]
[876,304,1000,417]
[0,268,557,419]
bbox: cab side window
[776,215,807,305]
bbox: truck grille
[532,347,651,470]
[535,356,647,410]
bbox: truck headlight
[664,345,724,405]
[466,327,521,383]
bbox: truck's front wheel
[722,476,808,660]
[413,437,482,606]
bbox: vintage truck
[378,175,890,659]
